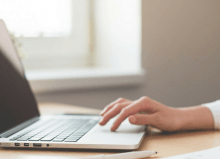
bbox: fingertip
[111,122,120,131]
[99,123,104,126]
[111,126,116,131]
[99,119,105,125]
[99,121,106,126]
[128,116,137,124]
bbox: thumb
[128,114,154,125]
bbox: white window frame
[14,0,91,70]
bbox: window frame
[10,0,91,70]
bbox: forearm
[177,106,214,131]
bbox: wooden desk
[1,103,220,159]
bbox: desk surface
[1,103,220,159]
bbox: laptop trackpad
[79,118,146,145]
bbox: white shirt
[202,100,220,129]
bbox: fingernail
[129,116,136,123]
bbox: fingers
[99,102,132,126]
[100,98,130,116]
[128,114,155,125]
[111,97,157,131]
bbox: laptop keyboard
[10,118,98,142]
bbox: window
[93,0,141,70]
[0,0,144,92]
[0,0,90,70]
[0,0,72,37]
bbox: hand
[99,96,183,132]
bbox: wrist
[177,106,214,131]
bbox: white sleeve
[202,100,220,130]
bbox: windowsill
[25,68,146,94]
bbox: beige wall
[36,0,220,109]
[141,0,220,106]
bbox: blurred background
[0,0,220,109]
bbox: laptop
[0,19,146,150]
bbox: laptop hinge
[0,116,40,138]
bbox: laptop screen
[0,20,40,135]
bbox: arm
[177,106,214,131]
[99,97,214,131]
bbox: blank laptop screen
[0,20,39,135]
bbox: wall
[36,0,220,109]
[142,0,220,106]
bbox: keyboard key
[66,136,81,139]
[55,137,66,140]
[52,139,64,142]
[57,134,68,137]
[18,136,30,139]
[60,132,72,135]
[17,138,28,141]
[34,135,46,138]
[74,131,85,134]
[69,135,82,138]
[22,134,34,137]
[29,138,40,141]
[44,135,57,138]
[64,139,78,142]
[41,138,54,141]
[66,137,80,141]
[41,139,53,141]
